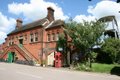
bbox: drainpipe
[41,27,44,66]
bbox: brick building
[0,7,64,66]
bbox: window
[35,32,38,42]
[16,36,18,39]
[47,34,50,41]
[12,36,14,40]
[9,42,11,46]
[12,42,14,45]
[30,33,34,42]
[24,34,27,40]
[56,33,59,41]
[52,33,55,41]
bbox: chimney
[47,7,54,22]
[16,19,23,29]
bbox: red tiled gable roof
[7,18,47,36]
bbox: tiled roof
[7,18,64,36]
[7,18,47,36]
[46,20,64,29]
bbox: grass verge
[92,63,120,73]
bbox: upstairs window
[56,32,59,41]
[24,34,27,40]
[52,33,55,41]
[35,32,38,42]
[47,34,50,42]
[30,33,34,42]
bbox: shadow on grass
[111,66,120,76]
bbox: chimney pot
[16,18,23,29]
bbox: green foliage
[64,20,106,67]
[76,63,120,74]
[102,38,120,63]
[56,33,68,66]
[56,33,67,52]
[64,20,106,53]
[91,52,98,62]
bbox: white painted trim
[45,21,54,29]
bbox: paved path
[0,62,119,80]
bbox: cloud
[0,12,16,44]
[74,0,120,34]
[88,0,120,19]
[74,1,120,22]
[87,0,120,36]
[0,32,7,43]
[8,0,68,21]
[74,15,95,23]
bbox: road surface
[0,62,119,80]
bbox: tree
[56,33,68,66]
[101,38,120,64]
[64,20,106,68]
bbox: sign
[58,47,63,51]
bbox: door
[48,52,55,66]
[7,52,15,63]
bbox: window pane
[35,33,38,42]
[30,34,33,42]
[56,33,59,41]
[48,34,50,41]
[52,33,55,41]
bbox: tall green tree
[64,20,106,67]
[102,38,120,64]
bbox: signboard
[58,47,63,51]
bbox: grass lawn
[92,63,120,73]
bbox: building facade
[0,7,64,66]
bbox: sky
[0,0,120,44]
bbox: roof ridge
[23,17,47,27]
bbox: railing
[14,44,32,61]
[0,47,10,59]
[21,46,38,61]
[0,44,39,64]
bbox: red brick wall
[2,24,64,63]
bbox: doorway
[7,52,15,63]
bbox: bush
[101,38,120,64]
